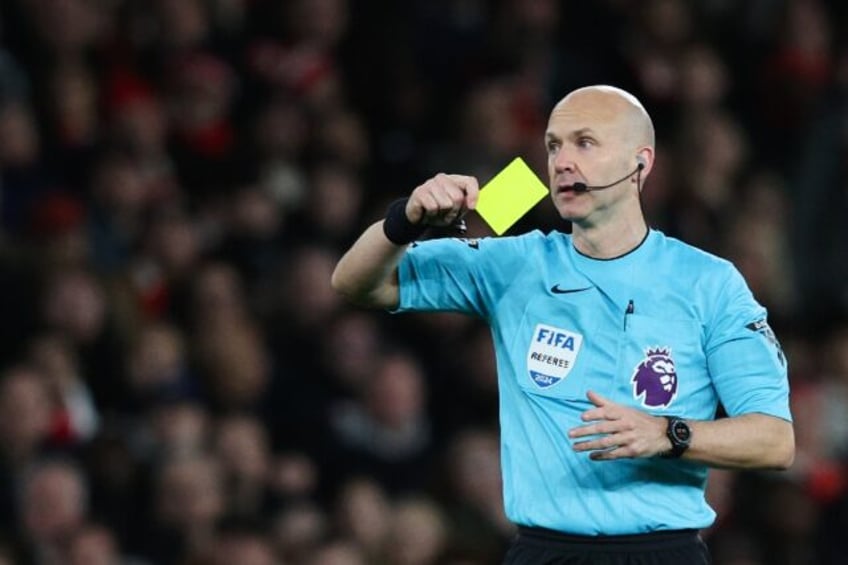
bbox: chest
[494,272,714,417]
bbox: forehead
[547,91,634,137]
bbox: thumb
[586,390,610,407]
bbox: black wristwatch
[661,416,691,458]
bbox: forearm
[331,220,406,309]
[685,413,795,470]
[332,174,480,309]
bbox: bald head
[552,85,655,150]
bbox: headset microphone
[570,161,645,193]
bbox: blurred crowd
[0,0,846,564]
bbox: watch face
[672,420,691,442]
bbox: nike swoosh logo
[550,284,594,294]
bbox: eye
[576,136,595,149]
[546,140,560,155]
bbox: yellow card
[475,157,548,235]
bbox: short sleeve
[396,234,532,319]
[705,265,791,420]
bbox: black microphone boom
[571,162,644,193]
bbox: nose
[551,147,575,174]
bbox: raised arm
[331,173,479,309]
[330,221,406,309]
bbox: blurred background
[0,0,846,564]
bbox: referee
[331,85,794,564]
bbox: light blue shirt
[396,229,791,534]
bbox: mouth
[555,183,581,195]
[554,175,583,192]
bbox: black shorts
[503,526,711,565]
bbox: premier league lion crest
[631,347,678,408]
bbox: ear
[634,149,653,192]
[633,147,654,178]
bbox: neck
[571,214,649,259]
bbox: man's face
[544,91,637,224]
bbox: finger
[410,181,444,216]
[569,420,623,439]
[572,433,620,452]
[589,447,629,461]
[579,408,606,422]
[420,191,443,217]
[569,423,601,439]
[580,406,624,422]
[430,176,472,223]
[586,390,611,407]
[431,175,462,211]
[572,440,601,452]
[446,174,480,210]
